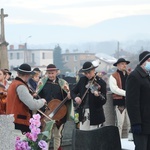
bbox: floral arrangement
[15,114,55,150]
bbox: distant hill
[87,15,150,41]
[5,15,150,54]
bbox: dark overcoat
[71,75,107,125]
[126,65,150,134]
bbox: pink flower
[25,132,38,142]
[33,114,41,120]
[15,139,31,150]
[15,114,49,150]
[29,124,35,130]
[30,133,38,142]
[31,126,41,135]
[29,116,41,127]
[25,132,33,141]
[38,140,48,150]
[16,137,21,141]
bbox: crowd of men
[0,50,150,150]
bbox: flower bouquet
[15,114,55,150]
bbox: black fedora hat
[14,63,33,74]
[113,58,130,66]
[46,64,59,71]
[81,61,98,72]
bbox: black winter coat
[71,75,107,125]
[126,65,150,134]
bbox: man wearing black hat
[109,58,131,139]
[71,61,107,130]
[126,51,150,150]
[36,64,72,150]
[6,63,46,134]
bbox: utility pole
[0,8,9,69]
[24,35,32,63]
[117,41,120,59]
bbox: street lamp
[25,35,32,49]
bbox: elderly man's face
[46,70,58,81]
[117,62,128,71]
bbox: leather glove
[131,124,142,134]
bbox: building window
[74,55,77,61]
[10,53,13,60]
[32,53,35,63]
[17,53,20,59]
[42,52,45,59]
[65,56,69,62]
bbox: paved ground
[121,138,135,150]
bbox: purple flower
[31,133,38,142]
[26,132,38,142]
[30,126,41,135]
[38,140,48,150]
[29,115,41,127]
[15,139,31,150]
[15,114,48,150]
[33,114,41,120]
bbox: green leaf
[41,131,50,138]
[39,120,55,140]
[44,120,55,132]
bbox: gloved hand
[131,124,142,134]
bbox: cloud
[1,0,150,27]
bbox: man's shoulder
[78,76,87,82]
[111,71,118,76]
[58,77,67,82]
[127,68,141,82]
[11,79,24,85]
[41,76,48,81]
[58,78,70,86]
[129,66,139,76]
[108,72,118,79]
[95,75,104,81]
[8,80,25,92]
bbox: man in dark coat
[71,61,107,130]
[36,64,71,150]
[126,51,150,150]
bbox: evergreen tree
[53,44,70,74]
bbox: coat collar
[135,65,149,78]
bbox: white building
[7,45,53,76]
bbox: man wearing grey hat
[6,63,46,135]
[126,51,150,150]
[109,58,131,139]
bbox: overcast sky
[1,0,150,27]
